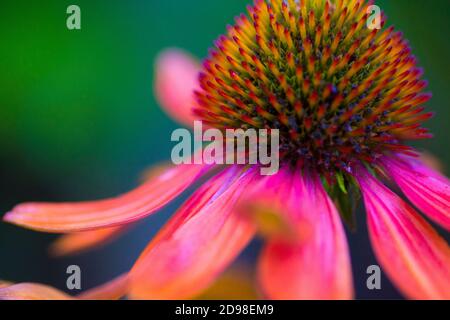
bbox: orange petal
[0,276,129,301]
[77,274,129,300]
[0,283,72,300]
[258,170,353,300]
[4,163,210,233]
[357,167,450,299]
[155,49,200,127]
[50,226,128,256]
[0,281,13,289]
[129,166,257,299]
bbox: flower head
[195,0,432,179]
[2,0,449,300]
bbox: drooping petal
[155,49,200,127]
[0,275,129,300]
[129,166,257,300]
[0,283,72,300]
[356,167,450,299]
[239,168,300,241]
[382,155,450,230]
[256,168,353,300]
[50,163,180,255]
[50,226,128,256]
[0,281,13,289]
[77,274,129,300]
[4,163,210,233]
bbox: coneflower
[2,0,449,300]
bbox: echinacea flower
[2,0,450,300]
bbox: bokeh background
[0,0,449,299]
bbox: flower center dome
[194,0,432,176]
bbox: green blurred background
[0,0,449,299]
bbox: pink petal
[0,283,72,300]
[258,169,353,300]
[129,166,257,299]
[382,155,450,230]
[4,163,210,232]
[155,49,200,127]
[357,167,450,299]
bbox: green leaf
[336,172,348,194]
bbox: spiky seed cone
[194,0,432,178]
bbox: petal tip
[154,48,200,127]
[3,211,17,224]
